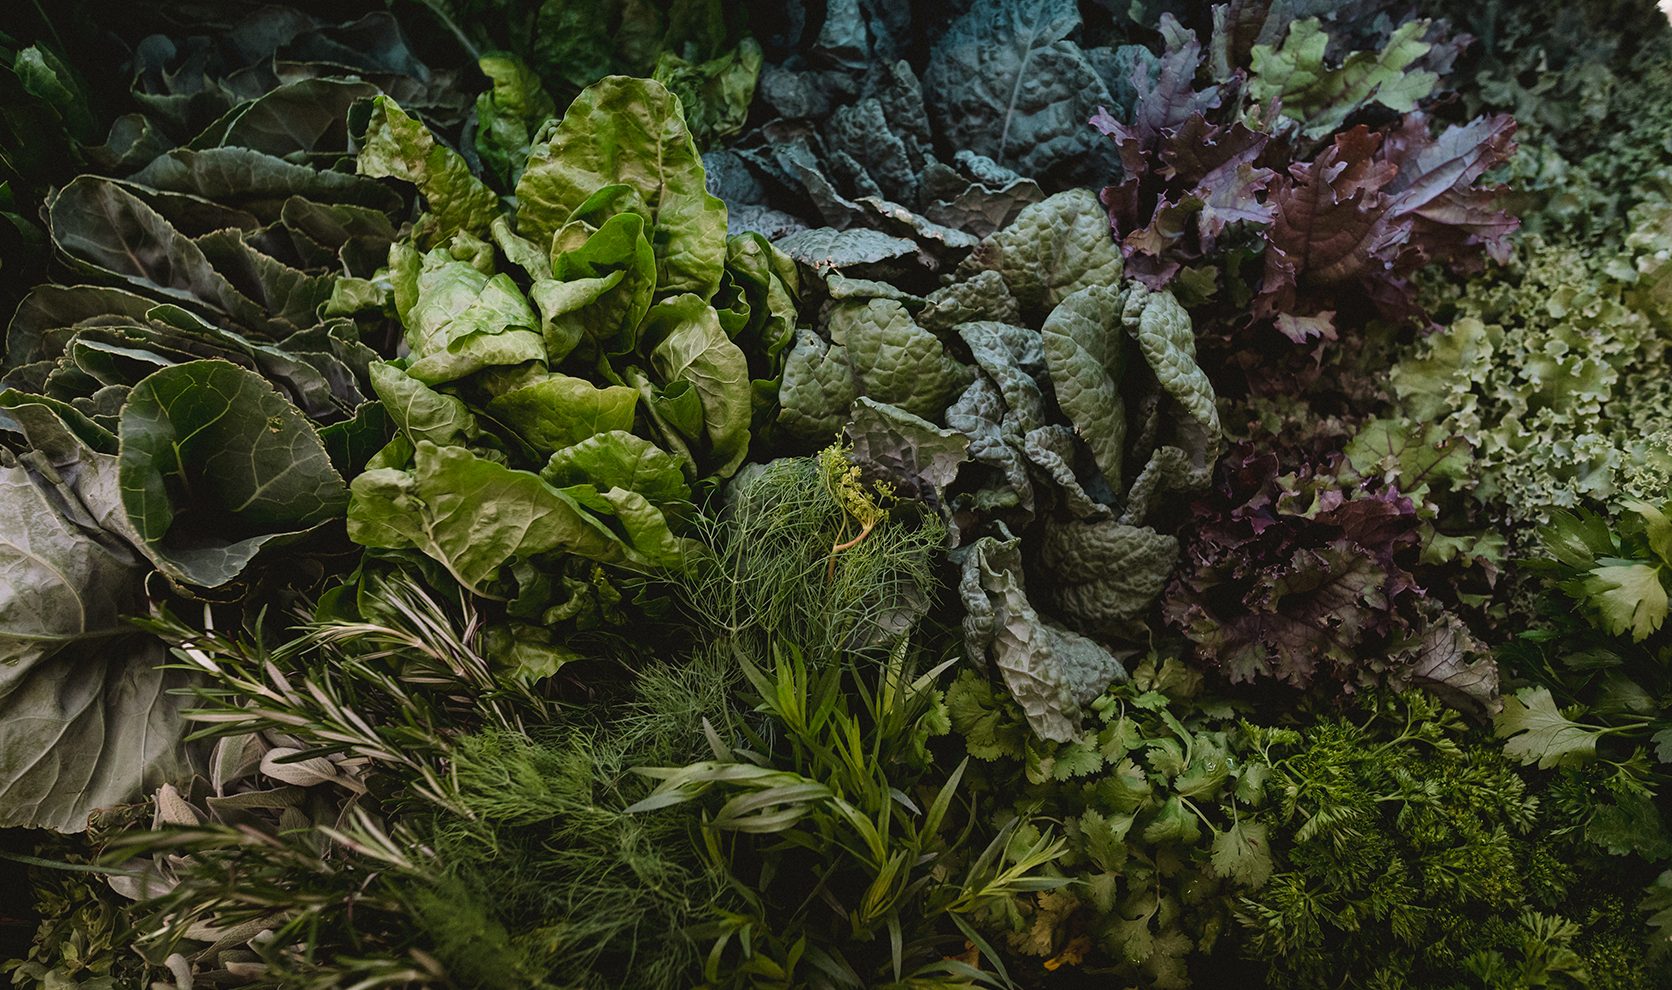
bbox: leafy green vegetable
[1164,419,1502,708]
[409,0,761,146]
[473,54,557,191]
[710,0,1151,252]
[1497,686,1608,770]
[626,449,1065,986]
[1,825,151,989]
[0,11,446,830]
[1041,284,1129,486]
[1092,10,1514,360]
[118,360,349,588]
[1247,18,1442,137]
[1493,497,1672,879]
[109,573,738,989]
[350,439,655,595]
[343,81,794,658]
[1393,217,1672,525]
[0,433,197,831]
[359,96,500,248]
[776,189,1220,739]
[1433,0,1672,240]
[923,0,1113,181]
[514,75,729,295]
[949,656,1267,988]
[956,532,1127,743]
[1242,692,1639,989]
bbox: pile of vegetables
[3,1,1672,988]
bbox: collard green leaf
[0,636,199,833]
[131,146,400,215]
[0,446,141,671]
[6,284,158,369]
[195,228,337,334]
[47,176,266,333]
[319,401,393,479]
[117,360,348,588]
[192,77,380,158]
[516,76,728,298]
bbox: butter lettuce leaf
[348,440,630,595]
[358,96,498,247]
[516,76,727,298]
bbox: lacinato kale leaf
[775,189,1221,740]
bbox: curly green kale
[1393,215,1672,527]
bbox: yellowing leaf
[1043,935,1093,971]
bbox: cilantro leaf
[1210,820,1273,888]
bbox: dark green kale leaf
[774,190,1222,741]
